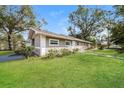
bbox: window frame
[65,40,71,46]
[49,39,59,46]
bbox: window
[49,39,59,46]
[65,41,71,46]
[77,42,79,45]
[32,39,35,46]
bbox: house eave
[29,28,92,44]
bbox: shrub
[117,48,124,53]
[15,45,35,59]
[14,49,22,55]
[55,50,63,57]
[72,48,79,53]
[41,48,80,59]
[98,45,104,50]
[42,48,73,59]
[46,49,58,58]
[61,48,72,56]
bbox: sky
[23,5,113,40]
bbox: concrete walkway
[0,54,24,62]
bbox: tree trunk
[107,38,110,48]
[107,30,110,48]
[7,33,13,50]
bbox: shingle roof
[30,27,92,44]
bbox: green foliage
[15,45,35,59]
[14,49,22,55]
[13,34,24,50]
[43,48,79,59]
[46,49,58,58]
[111,5,124,50]
[98,45,104,50]
[0,51,13,56]
[0,34,8,50]
[114,5,124,16]
[72,48,79,53]
[68,5,105,40]
[0,6,36,50]
[117,48,124,53]
[93,49,124,58]
[0,50,124,87]
[111,22,124,49]
[61,48,72,56]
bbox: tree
[0,5,36,50]
[102,10,116,48]
[111,5,124,49]
[37,18,48,28]
[111,22,124,49]
[13,34,24,50]
[96,34,107,49]
[67,6,105,41]
[114,5,124,16]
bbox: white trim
[49,39,59,46]
[65,40,71,46]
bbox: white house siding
[33,34,47,56]
[45,37,89,54]
[46,37,72,48]
[33,34,91,56]
[34,35,40,47]
[45,37,72,54]
[33,34,41,55]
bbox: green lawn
[0,51,13,56]
[93,49,117,55]
[92,49,124,57]
[0,50,124,88]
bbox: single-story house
[28,28,92,56]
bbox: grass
[92,49,124,58]
[0,51,14,56]
[0,50,124,88]
[93,49,117,55]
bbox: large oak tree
[0,5,36,50]
[111,5,124,49]
[67,6,105,41]
[102,10,116,48]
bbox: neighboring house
[28,28,92,56]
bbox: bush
[42,48,75,59]
[46,49,58,58]
[61,48,72,56]
[55,50,63,57]
[14,49,22,55]
[117,48,124,53]
[98,45,104,50]
[15,46,35,59]
[72,48,79,53]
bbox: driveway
[0,54,24,62]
